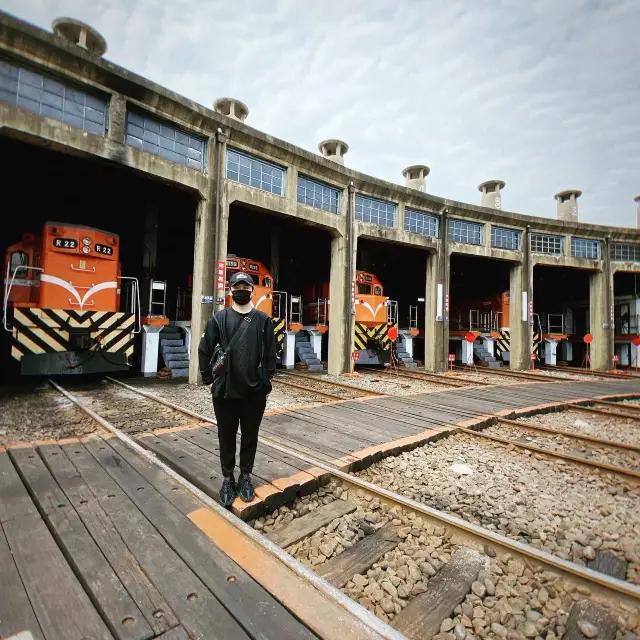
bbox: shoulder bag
[210,309,255,379]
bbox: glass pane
[16,95,40,114]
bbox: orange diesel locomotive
[2,222,139,375]
[304,270,398,365]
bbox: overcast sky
[5,0,640,227]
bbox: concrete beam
[0,104,208,195]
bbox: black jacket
[198,307,277,400]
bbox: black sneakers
[238,473,255,502]
[219,475,236,507]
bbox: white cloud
[4,0,640,226]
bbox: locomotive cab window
[358,284,372,294]
[10,250,28,277]
[263,277,272,288]
[373,286,382,295]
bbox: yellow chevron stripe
[17,331,46,354]
[13,308,32,326]
[107,333,132,353]
[11,345,23,361]
[31,328,68,351]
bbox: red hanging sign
[633,336,640,346]
[388,326,398,341]
[583,334,593,344]
[216,260,226,291]
[465,332,476,343]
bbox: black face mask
[231,289,252,305]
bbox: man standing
[198,271,277,507]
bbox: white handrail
[118,276,142,334]
[3,263,43,332]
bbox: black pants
[212,393,267,477]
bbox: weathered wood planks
[392,547,486,639]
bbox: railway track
[275,371,382,401]
[451,363,583,384]
[43,377,640,640]
[360,366,487,388]
[540,364,640,380]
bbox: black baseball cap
[229,272,254,287]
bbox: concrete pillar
[461,339,474,365]
[631,342,640,369]
[424,249,447,371]
[141,325,163,376]
[327,232,349,375]
[544,339,559,366]
[397,203,406,233]
[398,330,414,359]
[589,268,613,370]
[282,331,297,369]
[188,196,216,383]
[508,261,530,370]
[108,93,127,143]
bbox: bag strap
[224,309,255,354]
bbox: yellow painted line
[187,507,389,640]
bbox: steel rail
[280,370,382,396]
[594,399,640,413]
[496,417,640,453]
[49,379,403,640]
[462,425,640,483]
[360,366,477,388]
[541,364,640,380]
[451,363,570,383]
[569,404,640,424]
[50,378,640,617]
[272,377,348,401]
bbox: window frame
[610,243,640,262]
[529,233,564,255]
[226,148,285,196]
[297,175,341,214]
[355,194,396,228]
[448,219,484,245]
[0,56,108,136]
[404,208,440,238]
[491,226,521,251]
[125,109,206,171]
[570,237,601,259]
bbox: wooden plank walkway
[134,378,639,519]
[0,441,320,640]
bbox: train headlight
[82,237,91,246]
[82,246,91,254]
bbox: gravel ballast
[0,385,97,445]
[355,433,640,585]
[251,482,639,635]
